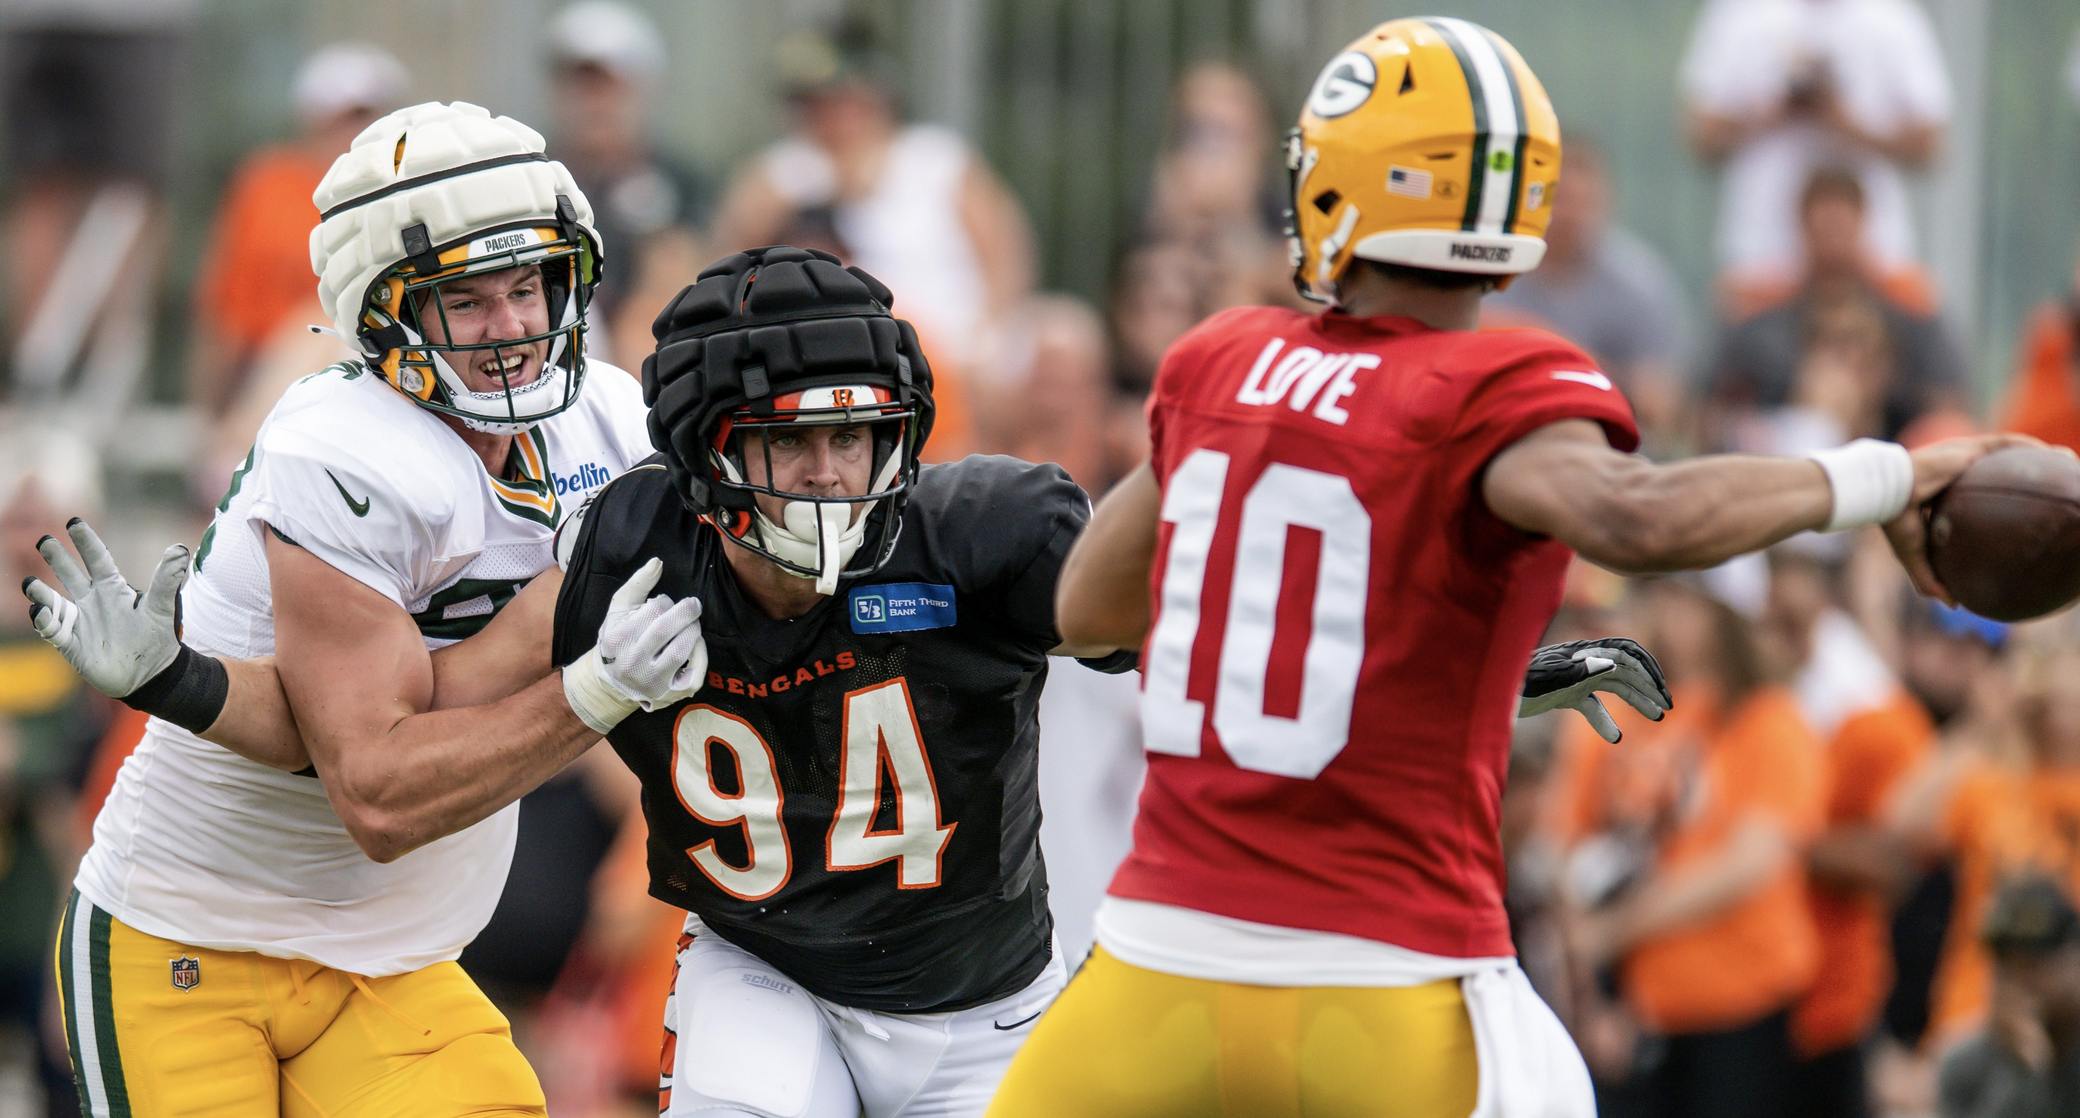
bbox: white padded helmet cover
[309,101,597,341]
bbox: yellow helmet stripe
[1427,17,1524,237]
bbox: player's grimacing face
[741,424,874,525]
[416,264,553,394]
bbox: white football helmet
[311,101,601,434]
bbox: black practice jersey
[553,454,1104,1012]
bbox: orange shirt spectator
[1927,760,2080,1042]
[188,42,407,416]
[1566,685,1828,1034]
[192,146,330,370]
[1998,299,2080,454]
[1793,691,1936,1056]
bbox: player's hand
[1885,434,2060,603]
[21,519,189,699]
[1519,638,1671,744]
[561,558,707,734]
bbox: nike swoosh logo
[1551,369,1613,391]
[993,1009,1043,1031]
[326,470,370,517]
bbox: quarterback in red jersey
[988,17,2018,1118]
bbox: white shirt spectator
[759,124,989,354]
[1681,0,1951,277]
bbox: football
[1927,447,2080,622]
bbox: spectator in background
[1999,243,2080,453]
[188,42,407,416]
[1486,139,1693,455]
[1109,239,1202,397]
[969,295,1125,492]
[1109,64,1298,401]
[0,0,194,401]
[1136,63,1291,311]
[1141,63,1281,246]
[1706,168,1968,449]
[1680,0,1950,313]
[545,0,709,367]
[1886,622,2080,1071]
[1938,874,2080,1117]
[708,22,1034,364]
[188,43,402,507]
[0,428,108,1118]
[1768,550,1936,1118]
[1560,571,1826,1118]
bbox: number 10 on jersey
[1142,448,1372,780]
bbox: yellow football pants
[54,891,546,1118]
[986,947,1479,1118]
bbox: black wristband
[1076,649,1141,675]
[122,645,230,735]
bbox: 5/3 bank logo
[854,594,886,625]
[848,583,957,634]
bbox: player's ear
[1490,274,1518,294]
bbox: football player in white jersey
[21,102,706,1118]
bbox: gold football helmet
[1286,17,1561,303]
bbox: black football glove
[1519,638,1671,744]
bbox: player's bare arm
[1480,418,2033,600]
[1054,462,1158,652]
[25,521,564,772]
[263,530,613,862]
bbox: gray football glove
[22,519,188,700]
[1519,638,1671,744]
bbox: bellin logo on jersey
[171,956,200,991]
[553,461,611,496]
[849,583,957,634]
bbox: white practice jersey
[75,360,653,976]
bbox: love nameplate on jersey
[848,582,957,634]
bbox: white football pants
[662,916,1066,1118]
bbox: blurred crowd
[3,1,2080,1116]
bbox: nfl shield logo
[170,957,200,992]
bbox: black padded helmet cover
[642,245,935,551]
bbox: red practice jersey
[1107,306,1639,959]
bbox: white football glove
[22,519,189,700]
[1518,638,1672,744]
[562,557,708,734]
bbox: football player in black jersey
[25,246,1671,1118]
[549,246,1137,1114]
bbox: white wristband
[562,647,637,735]
[1805,438,1913,532]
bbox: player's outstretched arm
[268,533,702,862]
[21,519,568,772]
[1482,419,2031,597]
[24,520,311,768]
[1054,461,1160,650]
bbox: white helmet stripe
[1430,17,1522,237]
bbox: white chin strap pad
[735,435,908,595]
[786,500,859,595]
